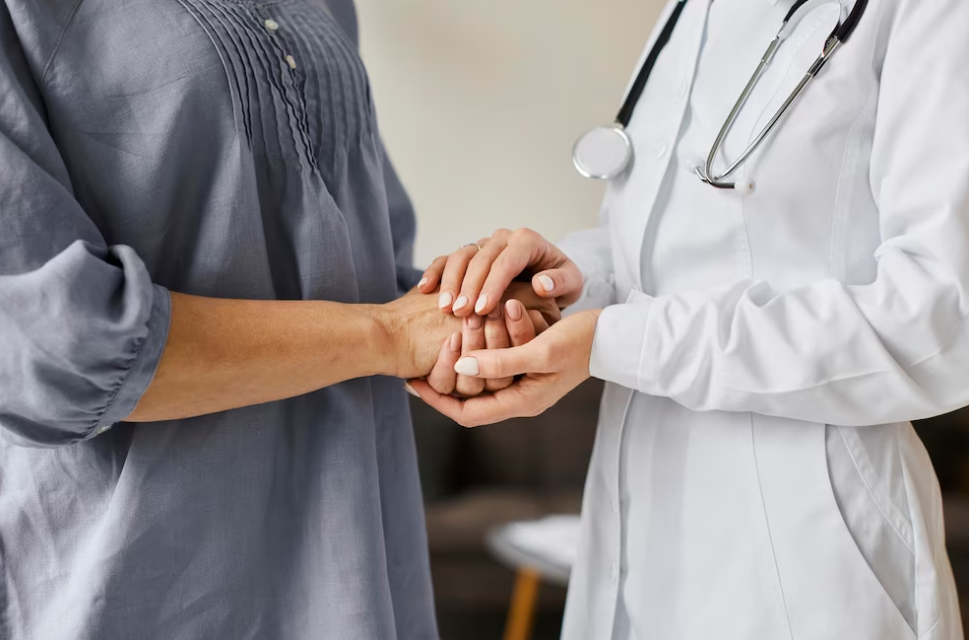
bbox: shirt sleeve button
[264,18,280,32]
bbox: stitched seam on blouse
[41,0,87,83]
[204,2,256,145]
[221,1,316,171]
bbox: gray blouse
[0,0,436,638]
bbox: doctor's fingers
[455,231,516,316]
[407,378,536,428]
[528,263,584,308]
[424,332,462,396]
[438,241,491,315]
[454,339,553,380]
[418,255,448,293]
[455,314,487,397]
[478,234,584,316]
[483,307,514,392]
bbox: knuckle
[494,228,512,239]
[444,252,463,269]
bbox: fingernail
[505,299,523,321]
[466,314,482,330]
[538,274,555,293]
[453,295,469,311]
[403,382,421,398]
[438,292,453,309]
[487,307,502,320]
[455,357,480,376]
[449,332,461,352]
[418,277,428,288]
[474,294,490,314]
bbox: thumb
[454,343,543,379]
[531,263,583,306]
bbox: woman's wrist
[361,303,401,378]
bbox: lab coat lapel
[619,0,710,290]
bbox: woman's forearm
[126,292,397,422]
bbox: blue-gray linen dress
[0,0,437,637]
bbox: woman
[412,0,969,637]
[0,0,550,638]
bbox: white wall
[355,0,665,266]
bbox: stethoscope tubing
[576,0,869,188]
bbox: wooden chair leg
[503,567,541,640]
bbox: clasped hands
[404,228,602,427]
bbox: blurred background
[354,2,969,639]
[355,0,664,265]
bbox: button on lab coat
[559,0,969,638]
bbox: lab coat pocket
[752,417,916,640]
[828,424,917,631]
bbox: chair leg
[503,567,541,640]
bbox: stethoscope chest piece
[572,125,633,180]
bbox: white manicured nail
[439,292,453,309]
[538,274,555,293]
[418,277,428,288]
[453,295,469,311]
[403,382,421,398]
[474,294,489,314]
[455,357,480,376]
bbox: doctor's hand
[409,309,601,427]
[418,228,584,319]
[417,296,552,398]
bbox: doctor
[411,0,969,638]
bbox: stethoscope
[572,0,869,192]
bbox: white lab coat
[559,0,969,638]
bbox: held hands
[410,309,601,427]
[407,228,601,427]
[418,228,584,318]
[380,281,557,383]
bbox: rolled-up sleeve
[0,9,170,447]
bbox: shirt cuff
[95,284,173,431]
[589,293,655,392]
[559,246,615,314]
